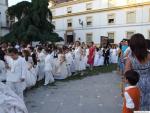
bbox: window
[127,11,136,23]
[67,19,72,28]
[67,7,72,14]
[108,32,115,43]
[108,0,116,7]
[86,33,93,43]
[126,31,135,39]
[127,0,136,4]
[86,16,93,27]
[108,13,115,24]
[86,3,92,10]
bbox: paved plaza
[25,73,122,113]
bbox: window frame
[107,13,115,25]
[86,33,93,43]
[67,19,73,28]
[107,32,115,43]
[67,7,72,14]
[126,31,136,39]
[86,16,93,27]
[86,2,92,10]
[126,11,136,24]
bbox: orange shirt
[122,86,141,113]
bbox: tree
[2,0,63,43]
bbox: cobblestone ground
[25,73,122,113]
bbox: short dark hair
[124,70,140,85]
[9,48,18,54]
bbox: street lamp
[79,19,83,28]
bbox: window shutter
[86,16,93,27]
[127,31,134,39]
[86,34,93,43]
[67,7,72,13]
[127,11,136,23]
[86,3,92,10]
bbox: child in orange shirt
[122,70,141,113]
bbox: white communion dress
[74,47,86,71]
[53,54,68,80]
[110,49,118,64]
[94,51,101,66]
[65,52,73,76]
[37,52,46,81]
[0,60,6,82]
[24,57,37,88]
[0,82,28,113]
[44,54,54,85]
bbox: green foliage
[2,0,63,43]
[7,1,32,20]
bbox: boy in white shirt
[6,48,27,99]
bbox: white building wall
[0,0,9,37]
[52,0,150,44]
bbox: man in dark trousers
[103,46,110,66]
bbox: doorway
[67,35,74,44]
[65,30,75,44]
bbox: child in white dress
[22,50,37,88]
[99,48,104,66]
[74,41,86,75]
[44,49,54,85]
[0,82,28,113]
[65,48,73,76]
[6,48,27,100]
[111,47,118,64]
[0,49,6,82]
[79,48,86,72]
[70,48,76,73]
[0,59,6,82]
[53,49,68,80]
[94,48,101,67]
[37,47,46,81]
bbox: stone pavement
[25,73,122,113]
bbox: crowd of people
[0,40,118,113]
[117,34,150,112]
[0,41,119,87]
[0,33,150,113]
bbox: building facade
[51,0,150,44]
[0,0,9,37]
